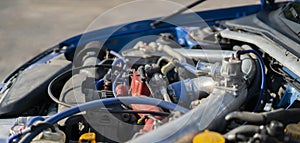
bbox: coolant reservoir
[193,130,225,143]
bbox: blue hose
[110,50,125,61]
[111,58,126,97]
[237,50,266,112]
[26,116,45,127]
[15,96,189,143]
[95,79,104,90]
[8,116,45,142]
[110,51,128,97]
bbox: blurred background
[0,0,259,80]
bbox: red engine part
[130,70,163,132]
[115,84,127,96]
[130,70,151,96]
[131,103,163,132]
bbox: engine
[3,2,300,142]
[40,34,299,142]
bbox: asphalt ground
[0,0,260,81]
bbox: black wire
[269,59,285,76]
[48,71,72,107]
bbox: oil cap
[286,122,300,139]
[193,130,225,143]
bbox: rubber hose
[236,50,266,112]
[224,125,260,141]
[225,108,300,125]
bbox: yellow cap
[78,132,96,143]
[193,130,225,143]
[286,123,300,139]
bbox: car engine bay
[1,1,300,143]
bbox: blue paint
[175,27,198,48]
[283,67,300,83]
[61,4,261,61]
[261,0,266,9]
[277,67,300,109]
[278,86,300,109]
